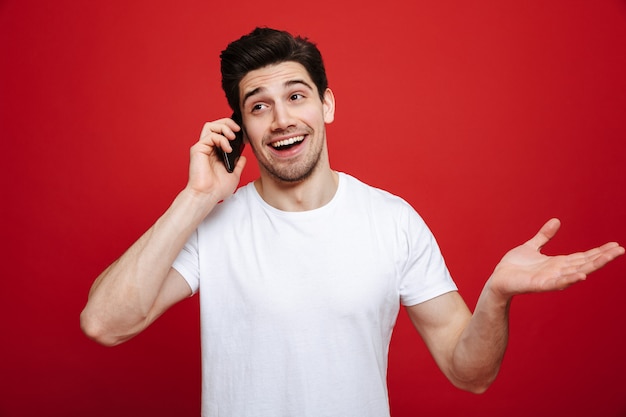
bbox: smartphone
[219,113,245,173]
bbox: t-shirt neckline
[248,172,347,219]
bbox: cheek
[243,122,265,145]
[299,107,326,127]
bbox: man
[80,27,624,416]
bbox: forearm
[81,188,219,344]
[415,220,624,394]
[450,280,511,393]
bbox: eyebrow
[242,79,314,106]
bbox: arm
[408,218,624,393]
[80,118,246,346]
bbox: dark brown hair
[220,27,328,117]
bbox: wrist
[482,276,514,309]
[173,187,221,224]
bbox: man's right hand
[186,118,247,203]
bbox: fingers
[187,117,246,195]
[527,218,561,252]
[198,118,242,153]
[549,273,587,291]
[558,242,624,278]
[581,242,625,273]
[232,155,247,177]
[199,117,240,139]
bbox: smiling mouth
[270,135,305,150]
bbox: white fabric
[173,172,457,417]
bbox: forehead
[239,61,316,102]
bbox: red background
[2,1,625,416]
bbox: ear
[322,88,335,124]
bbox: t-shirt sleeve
[172,229,200,294]
[398,207,457,306]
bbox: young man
[80,28,624,416]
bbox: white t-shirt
[173,173,457,417]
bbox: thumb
[232,155,247,177]
[527,218,561,252]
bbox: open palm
[490,218,624,299]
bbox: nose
[271,102,295,131]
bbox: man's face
[238,61,335,183]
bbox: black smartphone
[219,113,245,173]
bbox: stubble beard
[253,129,326,184]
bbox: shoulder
[337,173,433,243]
[338,172,418,217]
[199,181,258,224]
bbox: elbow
[80,307,128,347]
[461,381,492,395]
[451,378,494,395]
[449,368,499,395]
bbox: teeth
[271,135,305,149]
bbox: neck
[254,165,339,212]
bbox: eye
[290,93,304,101]
[252,103,266,112]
